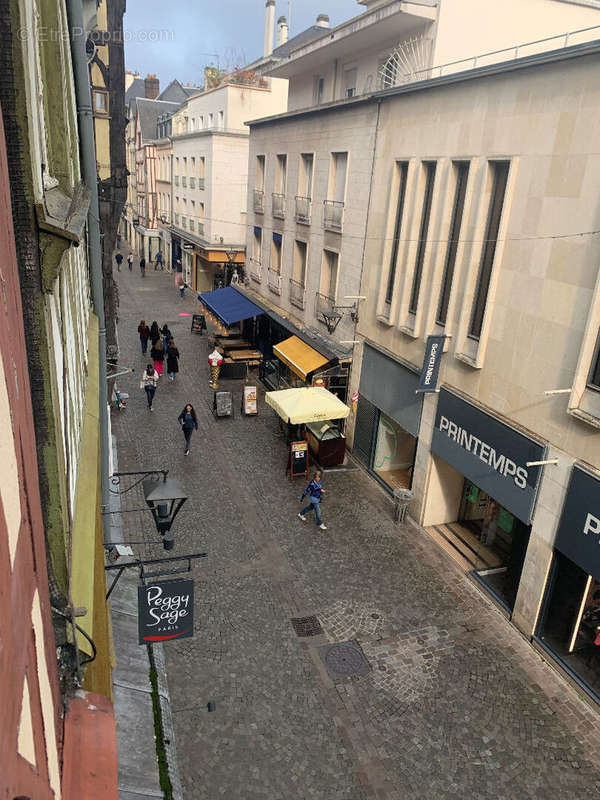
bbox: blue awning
[198,286,264,327]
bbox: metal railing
[189,177,196,189]
[295,195,311,224]
[323,200,344,232]
[174,175,179,186]
[379,24,600,89]
[249,258,262,282]
[267,268,282,295]
[289,278,306,310]
[315,291,336,323]
[253,189,265,214]
[272,193,286,219]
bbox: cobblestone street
[112,262,600,799]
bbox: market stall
[265,387,350,466]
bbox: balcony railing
[249,258,262,282]
[189,177,196,189]
[295,196,311,225]
[174,175,179,186]
[315,291,336,324]
[198,177,205,190]
[323,200,344,233]
[254,189,265,214]
[272,193,286,219]
[182,176,187,187]
[289,278,306,310]
[267,268,281,295]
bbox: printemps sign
[138,578,194,644]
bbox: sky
[123,0,356,88]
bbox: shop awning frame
[273,335,330,380]
[198,286,264,327]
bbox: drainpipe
[66,0,112,539]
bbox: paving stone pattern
[112,260,600,799]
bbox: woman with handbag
[177,404,198,455]
[141,365,159,411]
[151,339,165,377]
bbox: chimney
[144,74,160,99]
[276,16,289,47]
[264,0,276,57]
[316,13,330,28]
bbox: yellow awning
[273,335,329,380]
[265,387,350,424]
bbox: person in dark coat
[161,324,171,353]
[140,256,146,276]
[151,339,165,377]
[166,340,180,381]
[115,252,123,271]
[137,320,150,354]
[149,321,161,346]
[177,404,198,455]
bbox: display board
[243,385,258,415]
[288,440,309,481]
[214,391,233,418]
[191,314,206,334]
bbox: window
[328,152,347,203]
[93,90,108,113]
[588,331,600,390]
[199,157,205,180]
[253,226,262,261]
[385,162,409,305]
[275,154,287,194]
[199,115,204,129]
[314,76,325,105]
[199,202,204,219]
[209,113,214,127]
[293,240,308,285]
[190,118,195,130]
[343,67,357,98]
[469,161,510,340]
[271,233,282,273]
[409,161,437,315]
[321,250,338,298]
[437,161,470,325]
[256,155,265,191]
[299,153,313,197]
[218,110,224,128]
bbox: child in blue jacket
[298,470,327,530]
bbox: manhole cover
[291,616,323,637]
[318,641,371,680]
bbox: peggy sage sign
[431,389,546,523]
[138,578,194,644]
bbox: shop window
[385,162,409,305]
[373,412,416,491]
[437,161,470,326]
[409,161,436,315]
[469,161,510,340]
[538,552,600,698]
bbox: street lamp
[321,309,342,335]
[143,478,188,550]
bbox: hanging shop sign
[416,335,446,393]
[431,389,546,523]
[138,578,194,644]
[554,466,600,583]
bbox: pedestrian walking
[149,321,161,346]
[174,258,182,286]
[141,364,159,411]
[155,250,163,270]
[298,470,327,530]
[161,323,171,353]
[177,272,185,298]
[115,252,123,272]
[140,256,146,277]
[166,340,179,381]
[137,320,150,354]
[151,339,165,377]
[127,252,133,271]
[116,233,121,249]
[177,404,198,455]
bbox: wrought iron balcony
[189,177,196,189]
[295,195,311,225]
[249,258,262,282]
[316,291,336,324]
[323,200,344,233]
[267,268,281,295]
[272,193,286,219]
[289,278,306,310]
[253,189,265,214]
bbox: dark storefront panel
[359,344,422,437]
[431,389,545,524]
[354,395,378,468]
[554,466,600,583]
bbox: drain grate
[318,641,371,680]
[291,615,323,637]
